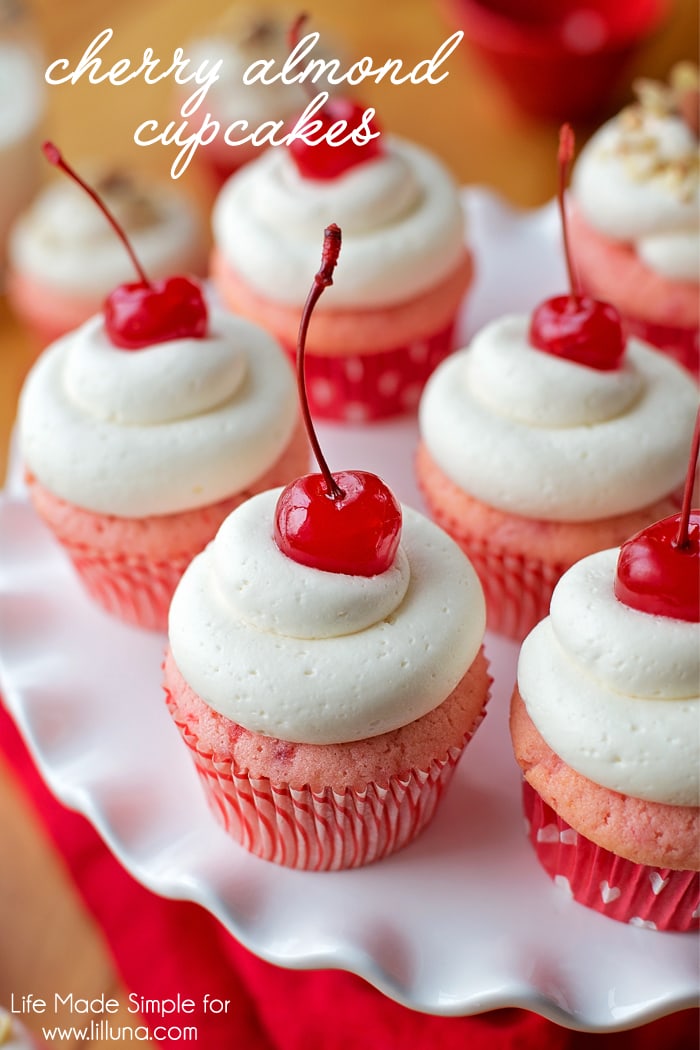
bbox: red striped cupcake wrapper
[280,320,457,422]
[622,314,699,379]
[523,781,700,933]
[168,698,482,871]
[62,542,191,632]
[425,520,566,642]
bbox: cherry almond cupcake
[570,63,700,377]
[210,96,473,422]
[510,419,700,931]
[417,126,699,641]
[165,226,490,869]
[18,146,307,632]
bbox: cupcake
[210,109,473,422]
[164,225,490,870]
[179,6,341,185]
[416,126,699,641]
[17,146,307,632]
[7,164,207,348]
[510,484,700,930]
[570,63,700,377]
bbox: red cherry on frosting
[273,223,402,576]
[105,275,208,349]
[287,97,383,181]
[614,513,700,622]
[528,124,625,371]
[42,142,207,351]
[530,295,626,371]
[275,470,402,575]
[614,409,700,622]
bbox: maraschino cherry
[529,124,625,371]
[614,408,700,622]
[42,142,208,350]
[285,14,383,181]
[274,224,402,575]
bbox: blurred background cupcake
[176,5,342,186]
[570,63,699,376]
[0,0,44,275]
[7,163,208,349]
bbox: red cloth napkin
[0,701,696,1050]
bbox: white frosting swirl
[419,316,698,521]
[572,114,699,281]
[518,548,700,806]
[212,135,466,307]
[169,490,486,744]
[9,174,204,294]
[19,308,298,517]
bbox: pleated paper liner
[523,781,699,932]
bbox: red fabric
[0,700,696,1050]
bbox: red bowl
[443,0,672,119]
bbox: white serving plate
[1,190,697,1031]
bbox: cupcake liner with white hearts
[524,782,699,932]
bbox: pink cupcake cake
[210,104,472,422]
[17,146,306,632]
[164,226,490,869]
[7,164,207,349]
[510,446,700,931]
[417,126,699,641]
[570,63,699,377]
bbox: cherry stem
[674,406,700,549]
[41,141,151,287]
[557,123,581,300]
[288,12,316,105]
[297,224,343,500]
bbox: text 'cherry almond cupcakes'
[18,145,307,632]
[210,32,473,423]
[570,63,700,377]
[510,414,700,931]
[165,226,490,870]
[417,126,699,642]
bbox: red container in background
[443,0,672,119]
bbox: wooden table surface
[0,1,697,1045]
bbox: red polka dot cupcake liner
[523,781,699,933]
[166,691,483,871]
[63,543,192,632]
[280,320,457,422]
[622,314,699,380]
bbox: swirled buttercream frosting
[211,136,466,307]
[572,101,699,281]
[418,315,698,521]
[517,548,700,806]
[19,308,298,517]
[168,489,486,744]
